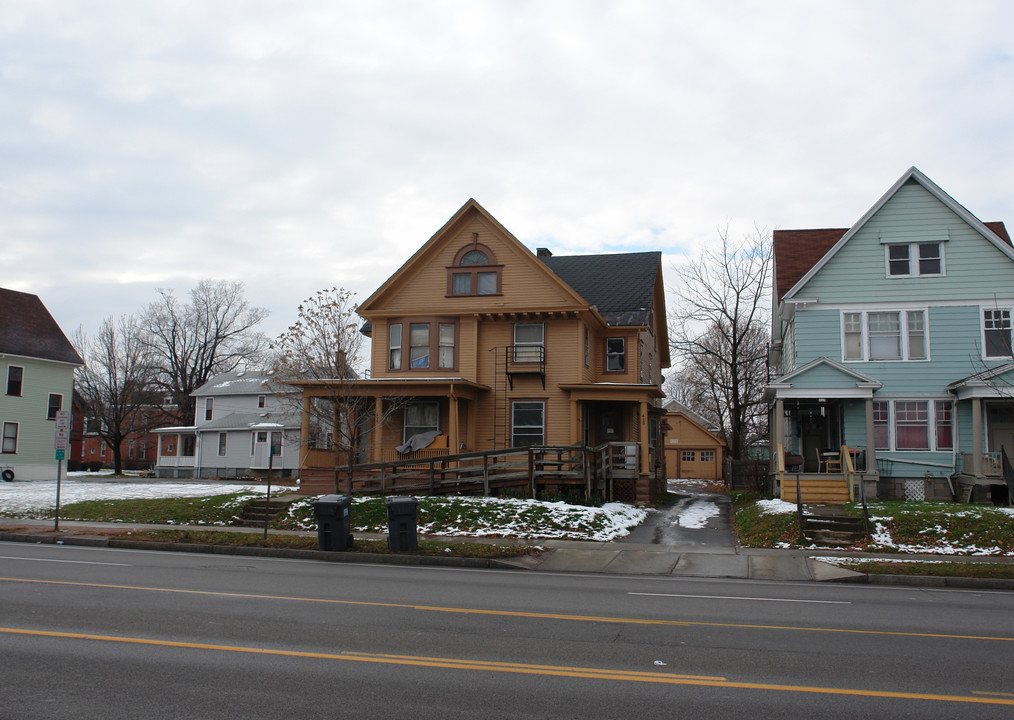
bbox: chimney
[536,248,553,257]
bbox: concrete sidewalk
[3,517,1013,589]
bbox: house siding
[0,357,75,479]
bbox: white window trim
[218,432,227,457]
[6,365,24,396]
[840,309,930,362]
[872,398,954,452]
[1,421,18,454]
[981,306,1013,360]
[47,393,63,420]
[883,242,945,278]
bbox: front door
[252,431,269,468]
[988,405,1014,458]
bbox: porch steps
[802,513,866,548]
[781,476,850,504]
[232,498,295,527]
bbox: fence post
[528,447,535,498]
[429,459,435,494]
[483,453,490,495]
[584,446,591,501]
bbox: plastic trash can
[386,496,419,552]
[313,494,353,551]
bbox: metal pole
[54,459,63,532]
[264,449,274,541]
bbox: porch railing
[960,452,1002,478]
[324,442,640,502]
[156,455,196,468]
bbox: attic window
[448,242,502,297]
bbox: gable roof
[193,369,293,397]
[776,167,1014,302]
[0,288,83,365]
[540,251,661,326]
[662,399,723,436]
[358,198,589,314]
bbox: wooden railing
[958,453,1001,478]
[325,442,640,502]
[156,455,196,468]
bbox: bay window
[410,324,430,368]
[872,399,953,451]
[389,319,457,371]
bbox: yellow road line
[2,575,1013,644]
[2,626,1012,706]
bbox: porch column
[773,399,785,465]
[638,401,650,474]
[570,398,581,445]
[864,399,877,474]
[972,397,983,478]
[300,393,312,470]
[448,392,460,453]
[373,397,384,463]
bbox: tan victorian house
[295,199,670,503]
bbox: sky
[3,0,1014,345]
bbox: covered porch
[949,364,1014,503]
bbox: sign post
[54,410,70,531]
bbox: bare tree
[669,226,771,460]
[271,287,401,493]
[142,280,268,425]
[74,315,157,474]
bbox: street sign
[55,449,65,461]
[54,429,69,451]
[55,410,70,432]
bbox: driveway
[617,479,735,550]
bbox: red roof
[774,221,1012,301]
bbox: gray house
[153,369,301,479]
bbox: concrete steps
[802,513,866,547]
[232,498,294,527]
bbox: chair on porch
[823,449,843,473]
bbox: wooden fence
[316,442,639,502]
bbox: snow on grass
[0,479,292,515]
[755,499,798,515]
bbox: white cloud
[2,0,1013,338]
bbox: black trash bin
[313,494,353,551]
[386,496,419,552]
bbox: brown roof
[772,228,847,301]
[0,288,83,365]
[774,221,1012,301]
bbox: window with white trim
[511,401,544,447]
[886,242,943,277]
[983,309,1012,359]
[872,399,952,451]
[218,433,227,456]
[205,398,213,421]
[606,338,626,371]
[513,323,544,363]
[47,393,62,420]
[842,310,928,361]
[1,422,17,453]
[389,323,402,369]
[6,366,23,396]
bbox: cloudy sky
[3,0,1013,343]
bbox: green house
[768,168,1014,503]
[1,288,83,481]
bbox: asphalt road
[2,540,1013,719]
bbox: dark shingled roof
[774,220,1012,302]
[540,251,660,326]
[0,288,83,365]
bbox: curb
[828,572,1014,591]
[0,531,524,571]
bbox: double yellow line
[2,626,1013,706]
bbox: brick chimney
[536,248,553,257]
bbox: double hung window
[513,323,544,363]
[1,422,17,453]
[886,242,943,277]
[842,310,927,361]
[511,401,544,447]
[983,309,1013,358]
[389,323,402,369]
[391,320,456,370]
[47,393,62,420]
[218,433,227,456]
[6,366,23,396]
[606,338,626,371]
[205,398,214,421]
[410,324,430,368]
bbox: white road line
[629,592,850,604]
[0,556,131,567]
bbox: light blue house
[768,167,1014,503]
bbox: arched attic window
[447,241,502,296]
